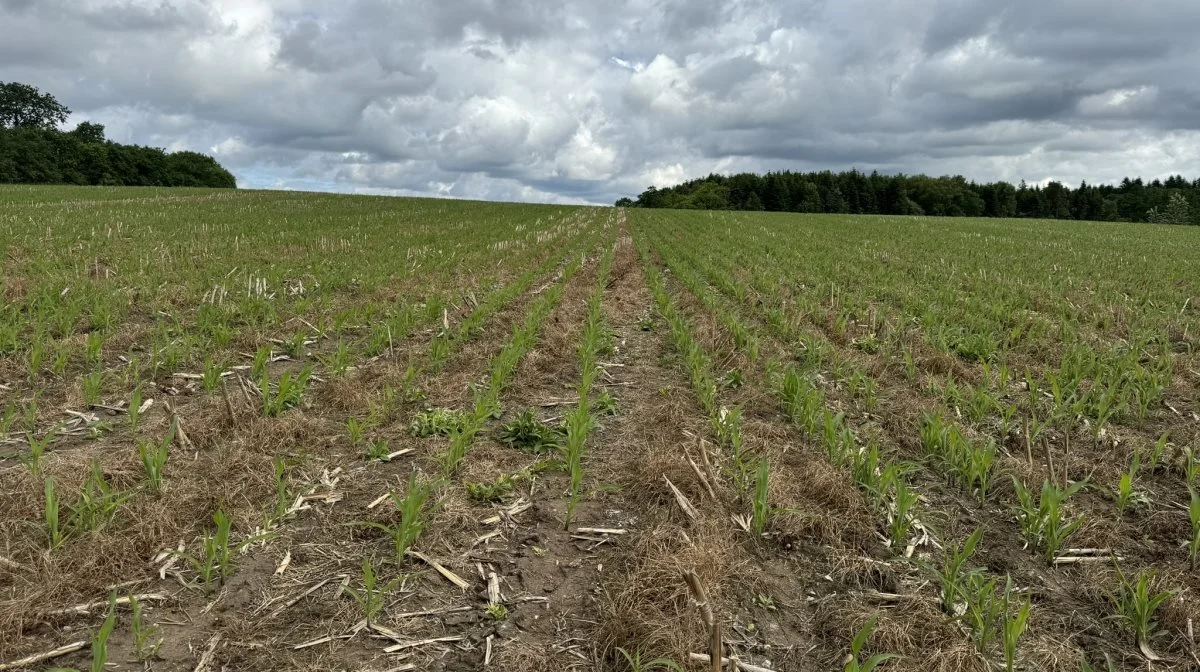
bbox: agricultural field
[1,186,1199,672]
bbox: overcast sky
[3,0,1199,204]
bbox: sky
[3,0,1199,205]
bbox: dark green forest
[617,171,1198,224]
[0,82,236,188]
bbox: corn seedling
[201,357,223,393]
[185,509,232,593]
[821,410,854,468]
[69,460,126,535]
[752,457,772,536]
[1145,431,1169,473]
[784,368,825,436]
[284,332,308,358]
[851,440,885,500]
[843,616,900,672]
[24,430,52,475]
[128,384,143,429]
[137,421,174,494]
[341,556,404,626]
[90,595,118,672]
[176,508,267,593]
[364,474,430,565]
[84,331,103,367]
[563,404,592,528]
[1111,567,1175,653]
[614,647,684,672]
[1113,450,1143,516]
[364,438,391,461]
[920,413,995,502]
[441,418,483,476]
[1011,477,1086,563]
[251,345,271,379]
[346,417,366,445]
[930,528,984,615]
[428,335,451,369]
[44,476,65,549]
[960,572,1004,653]
[712,405,744,454]
[261,366,311,416]
[889,478,919,550]
[1001,577,1032,672]
[26,338,44,379]
[130,593,162,661]
[82,370,103,407]
[325,340,353,374]
[269,456,294,524]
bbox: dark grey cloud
[1,0,1199,204]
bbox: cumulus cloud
[2,0,1199,203]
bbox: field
[2,186,1199,672]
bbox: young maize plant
[23,429,52,475]
[924,527,984,616]
[751,458,772,537]
[1113,450,1144,516]
[920,413,995,503]
[781,366,824,435]
[1111,567,1175,657]
[1011,477,1086,563]
[128,384,143,429]
[363,473,431,566]
[90,596,118,672]
[137,420,174,494]
[842,616,900,672]
[183,509,232,594]
[441,251,587,477]
[130,593,163,661]
[960,572,1004,653]
[44,476,64,549]
[1002,578,1032,672]
[562,403,593,529]
[888,478,919,550]
[260,365,312,417]
[69,460,127,535]
[563,246,613,527]
[341,556,405,626]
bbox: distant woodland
[0,82,236,188]
[618,170,1198,224]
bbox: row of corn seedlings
[563,241,615,527]
[439,246,594,477]
[638,216,1012,669]
[335,228,615,627]
[642,210,1178,544]
[647,220,1068,669]
[637,208,1191,667]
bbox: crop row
[635,209,1188,669]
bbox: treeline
[0,124,237,188]
[617,171,1198,224]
